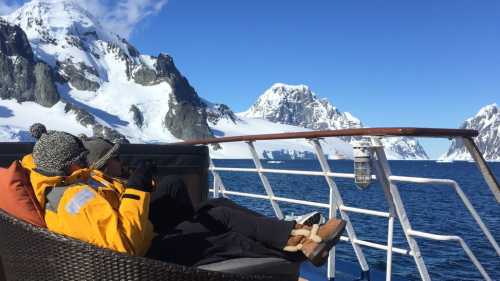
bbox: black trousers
[146,176,299,266]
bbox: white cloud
[0,0,20,15]
[1,0,168,38]
[81,0,168,39]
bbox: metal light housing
[353,141,372,189]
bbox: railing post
[370,138,431,281]
[209,158,227,198]
[246,141,284,219]
[461,137,500,203]
[309,138,370,279]
[386,216,395,281]
[369,137,399,281]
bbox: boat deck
[300,260,403,281]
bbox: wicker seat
[0,209,294,281]
[0,143,300,281]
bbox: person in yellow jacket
[28,127,347,267]
[29,129,154,256]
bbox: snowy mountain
[1,0,211,143]
[241,83,362,132]
[440,103,500,161]
[240,83,429,160]
[0,0,428,160]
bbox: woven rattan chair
[0,209,295,281]
[0,143,300,280]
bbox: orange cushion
[0,161,46,227]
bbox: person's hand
[127,160,157,192]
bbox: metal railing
[182,127,499,281]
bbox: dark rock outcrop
[0,19,34,61]
[129,105,144,128]
[132,65,158,86]
[207,103,238,125]
[0,20,59,107]
[164,101,212,140]
[64,102,128,143]
[158,54,212,140]
[131,53,212,140]
[33,62,59,106]
[122,38,140,58]
[93,124,129,144]
[57,60,100,91]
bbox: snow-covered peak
[267,83,315,98]
[246,83,319,114]
[1,0,212,142]
[5,0,136,67]
[8,0,101,31]
[472,103,498,121]
[240,83,428,160]
[441,103,500,161]
[241,83,361,130]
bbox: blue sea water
[210,160,500,281]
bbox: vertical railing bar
[461,137,500,203]
[309,138,370,277]
[327,188,336,279]
[386,216,394,281]
[209,157,226,198]
[449,181,500,255]
[246,141,284,219]
[458,240,492,281]
[408,230,492,281]
[370,138,431,281]
[369,137,399,281]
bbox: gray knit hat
[33,131,89,176]
[82,137,120,170]
[30,123,47,140]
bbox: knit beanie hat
[29,123,47,140]
[33,131,89,176]
[82,137,120,170]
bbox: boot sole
[308,220,347,267]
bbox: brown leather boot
[283,219,346,267]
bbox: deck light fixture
[353,141,372,189]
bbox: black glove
[127,160,157,192]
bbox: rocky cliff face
[241,83,429,160]
[441,104,500,161]
[3,0,211,141]
[0,19,59,107]
[206,102,238,125]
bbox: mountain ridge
[3,0,212,142]
[0,0,436,160]
[240,83,429,160]
[440,103,500,161]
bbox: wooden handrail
[179,127,478,145]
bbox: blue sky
[132,1,500,158]
[4,0,500,158]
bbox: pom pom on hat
[29,123,47,140]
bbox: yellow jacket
[29,166,154,256]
